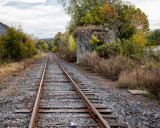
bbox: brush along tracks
[5,53,126,128]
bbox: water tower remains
[74,25,115,63]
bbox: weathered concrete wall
[75,26,115,63]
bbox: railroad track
[5,53,126,128]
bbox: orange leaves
[99,9,103,17]
[100,4,120,20]
[103,4,108,11]
[99,4,120,27]
[80,3,121,29]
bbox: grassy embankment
[0,52,46,85]
[80,52,160,101]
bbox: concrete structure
[0,22,9,35]
[75,25,115,63]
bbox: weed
[118,67,160,99]
[0,52,46,87]
[143,93,155,99]
[81,51,160,100]
[80,52,132,81]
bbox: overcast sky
[0,0,160,39]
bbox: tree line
[0,27,49,65]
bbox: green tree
[52,32,62,48]
[1,27,25,60]
[38,40,49,52]
[23,35,37,57]
[147,29,160,46]
[116,4,149,39]
[1,27,37,61]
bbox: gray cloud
[0,0,70,38]
[4,1,42,9]
[3,0,60,9]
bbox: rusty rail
[26,53,125,128]
[52,54,111,128]
[28,58,48,128]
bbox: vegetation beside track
[0,26,49,84]
[49,0,160,101]
[0,52,46,85]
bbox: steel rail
[28,57,48,128]
[52,54,111,128]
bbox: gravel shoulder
[58,58,160,128]
[0,58,46,128]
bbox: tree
[58,0,114,32]
[23,35,37,57]
[0,27,37,61]
[58,0,149,39]
[37,40,49,52]
[80,3,121,38]
[1,27,25,60]
[116,4,149,39]
[147,29,160,46]
[50,32,62,50]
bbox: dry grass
[0,52,46,84]
[117,68,147,89]
[58,51,77,62]
[117,67,160,99]
[80,52,160,99]
[80,52,132,80]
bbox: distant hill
[39,38,53,44]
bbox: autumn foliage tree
[59,0,149,40]
[80,4,120,28]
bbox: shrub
[132,31,147,57]
[81,51,160,99]
[100,55,133,80]
[147,29,160,45]
[80,52,133,80]
[117,38,135,57]
[52,46,58,53]
[117,31,147,58]
[89,32,100,48]
[96,44,107,52]
[103,42,120,57]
